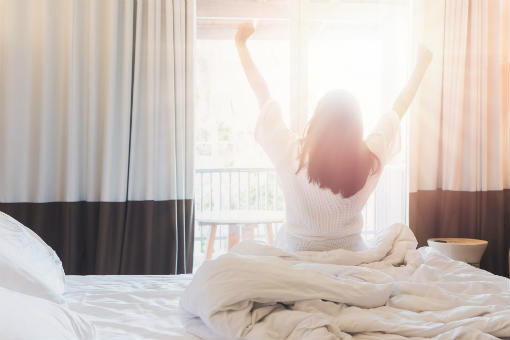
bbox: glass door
[194,0,413,266]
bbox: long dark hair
[296,90,380,198]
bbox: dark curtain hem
[410,189,509,277]
[0,200,194,275]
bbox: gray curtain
[410,0,510,276]
[0,0,195,274]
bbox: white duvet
[181,224,510,340]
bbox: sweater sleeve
[255,99,298,169]
[365,111,401,166]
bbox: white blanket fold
[181,224,510,340]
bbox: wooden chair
[196,210,284,259]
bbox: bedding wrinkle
[181,224,510,340]
[64,275,201,339]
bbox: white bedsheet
[64,274,201,339]
[181,224,510,340]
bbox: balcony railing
[193,166,407,266]
[195,168,284,213]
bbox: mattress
[64,272,510,340]
[64,274,205,339]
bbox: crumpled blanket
[180,224,510,340]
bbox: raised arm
[235,23,271,108]
[392,45,433,119]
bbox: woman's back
[255,100,400,251]
[279,167,377,251]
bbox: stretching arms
[235,21,432,117]
[235,23,271,108]
[392,45,433,120]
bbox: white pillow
[0,286,95,339]
[0,211,65,302]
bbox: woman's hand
[392,44,433,119]
[235,22,255,46]
[416,44,433,68]
[235,22,270,108]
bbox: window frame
[196,0,412,227]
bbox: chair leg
[205,224,217,259]
[243,224,256,240]
[228,224,241,250]
[266,223,274,245]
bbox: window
[194,0,412,266]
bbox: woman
[235,23,432,252]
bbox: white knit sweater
[255,99,400,252]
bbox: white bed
[62,250,510,340]
[1,211,508,340]
[64,275,200,339]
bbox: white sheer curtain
[0,0,134,202]
[411,0,509,193]
[128,0,194,202]
[410,0,509,276]
[0,0,195,203]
